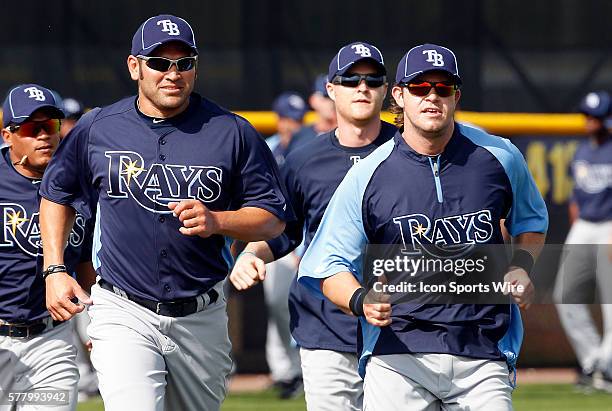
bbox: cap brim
[399,68,462,85]
[137,39,198,56]
[10,105,65,125]
[336,57,387,77]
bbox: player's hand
[46,272,92,321]
[168,200,219,238]
[363,303,392,327]
[363,291,392,327]
[230,252,267,290]
[503,267,535,309]
[85,340,93,352]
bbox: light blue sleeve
[297,139,395,299]
[297,167,368,299]
[497,304,523,387]
[266,134,280,152]
[459,124,548,237]
[503,141,549,236]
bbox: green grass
[513,384,612,411]
[76,390,306,411]
[77,384,612,410]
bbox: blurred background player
[288,74,337,151]
[60,97,85,138]
[230,41,394,410]
[0,83,95,410]
[267,92,307,166]
[554,90,612,392]
[263,91,307,398]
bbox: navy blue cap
[579,91,612,119]
[61,98,85,120]
[2,84,64,128]
[395,43,461,85]
[131,14,197,57]
[272,92,307,121]
[313,74,329,96]
[328,42,386,81]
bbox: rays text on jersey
[105,151,223,213]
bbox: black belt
[0,318,64,338]
[98,279,219,317]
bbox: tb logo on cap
[422,50,444,67]
[157,19,180,36]
[351,44,372,57]
[23,87,46,101]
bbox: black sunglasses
[137,55,198,72]
[332,73,386,88]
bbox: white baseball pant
[300,348,363,411]
[0,321,78,411]
[554,219,612,374]
[264,254,301,383]
[87,280,232,411]
[363,353,513,411]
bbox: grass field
[76,384,612,410]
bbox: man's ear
[127,55,140,81]
[326,82,336,102]
[391,86,405,108]
[2,128,13,146]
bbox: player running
[230,41,395,411]
[39,14,292,411]
[298,44,548,410]
[0,84,95,410]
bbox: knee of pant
[265,294,288,310]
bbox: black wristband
[43,264,68,280]
[349,287,367,317]
[509,249,534,274]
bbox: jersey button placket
[158,137,166,162]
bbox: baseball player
[230,41,396,410]
[267,91,307,165]
[0,84,94,410]
[554,91,612,391]
[262,91,307,398]
[38,14,292,411]
[298,44,548,410]
[59,97,85,138]
[288,74,337,151]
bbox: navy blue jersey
[266,134,289,167]
[287,125,317,152]
[40,94,292,302]
[299,124,548,375]
[0,147,91,323]
[268,121,397,352]
[571,137,612,222]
